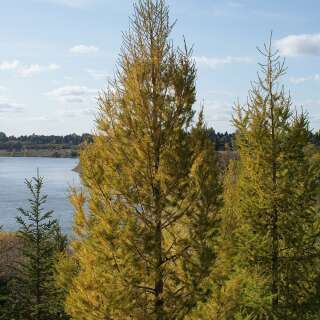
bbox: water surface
[0,157,80,233]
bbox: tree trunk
[270,74,279,316]
[155,218,164,320]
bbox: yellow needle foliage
[56,1,221,319]
[212,40,320,319]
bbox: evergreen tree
[5,173,68,320]
[217,38,320,319]
[57,1,221,319]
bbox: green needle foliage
[217,38,320,319]
[4,173,68,320]
[56,1,221,319]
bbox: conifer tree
[57,1,221,319]
[217,38,320,319]
[6,173,68,320]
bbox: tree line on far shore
[0,130,235,152]
[2,128,320,155]
[2,126,320,154]
[0,133,92,153]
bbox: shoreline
[0,149,79,158]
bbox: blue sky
[0,0,320,135]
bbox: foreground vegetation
[0,174,68,319]
[2,0,320,319]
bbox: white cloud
[194,56,252,69]
[0,95,24,113]
[0,102,24,113]
[0,60,20,71]
[70,45,99,55]
[19,64,60,77]
[0,60,59,77]
[275,34,320,57]
[289,74,320,84]
[47,85,98,103]
[198,99,233,126]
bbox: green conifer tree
[217,38,320,319]
[56,1,221,319]
[5,173,68,320]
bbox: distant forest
[0,132,92,150]
[0,130,233,153]
[0,132,92,157]
[1,129,320,154]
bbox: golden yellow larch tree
[56,1,221,319]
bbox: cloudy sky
[0,0,319,135]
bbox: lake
[0,157,80,234]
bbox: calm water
[0,157,80,233]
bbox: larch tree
[186,161,250,320]
[5,173,68,320]
[217,38,320,319]
[56,1,221,319]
